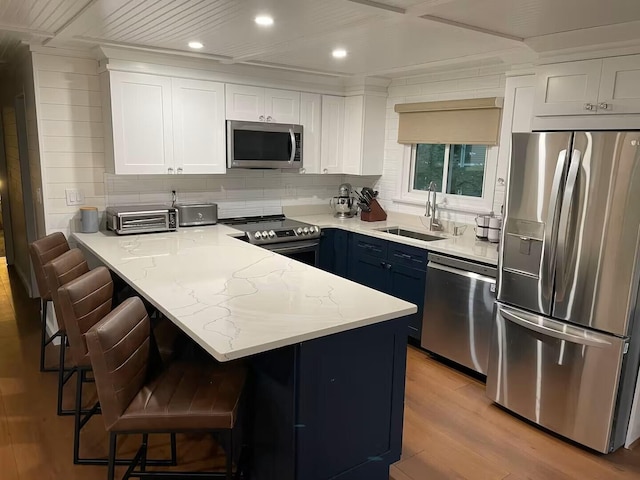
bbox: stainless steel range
[221,215,321,266]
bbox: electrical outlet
[65,188,84,206]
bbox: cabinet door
[172,78,226,174]
[388,262,426,341]
[342,96,364,175]
[299,93,321,174]
[348,254,388,292]
[598,55,640,114]
[226,84,264,121]
[333,229,349,278]
[320,95,345,174]
[110,71,173,174]
[319,229,335,273]
[265,88,300,123]
[534,60,602,116]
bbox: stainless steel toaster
[106,205,178,235]
[174,203,218,227]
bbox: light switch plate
[65,188,84,206]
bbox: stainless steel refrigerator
[487,132,640,453]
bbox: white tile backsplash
[104,171,353,219]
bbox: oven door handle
[268,241,319,255]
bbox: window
[411,143,487,198]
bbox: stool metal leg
[56,333,77,416]
[107,433,117,480]
[40,300,60,373]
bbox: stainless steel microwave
[226,120,303,170]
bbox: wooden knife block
[360,199,387,222]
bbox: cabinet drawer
[351,233,387,259]
[388,243,427,271]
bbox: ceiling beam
[42,0,100,46]
[0,23,54,38]
[420,15,524,43]
[405,0,460,17]
[345,0,406,14]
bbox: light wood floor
[0,258,639,480]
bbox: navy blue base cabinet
[348,233,427,341]
[250,317,409,480]
[319,228,349,277]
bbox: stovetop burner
[220,215,321,245]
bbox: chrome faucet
[425,182,443,231]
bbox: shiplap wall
[377,65,507,224]
[32,52,378,235]
[33,53,106,236]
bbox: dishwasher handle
[428,261,496,285]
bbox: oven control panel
[249,225,320,244]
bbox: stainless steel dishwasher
[421,253,497,375]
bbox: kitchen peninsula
[73,225,416,480]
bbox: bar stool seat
[112,360,245,432]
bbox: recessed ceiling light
[332,48,347,59]
[255,15,274,26]
[188,41,204,49]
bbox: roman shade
[394,97,503,145]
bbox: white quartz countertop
[72,226,416,362]
[288,212,499,266]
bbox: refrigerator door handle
[541,149,569,301]
[499,306,611,347]
[555,149,582,303]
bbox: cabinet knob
[323,168,328,174]
[168,167,174,174]
[598,102,610,110]
[584,103,595,111]
[259,115,265,121]
[177,167,183,174]
[266,116,273,122]
[299,168,306,174]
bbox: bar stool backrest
[54,266,113,367]
[29,232,70,300]
[85,297,151,430]
[44,249,90,331]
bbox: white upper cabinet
[534,60,602,116]
[320,95,345,174]
[105,71,227,175]
[225,84,264,121]
[226,85,300,123]
[299,93,321,174]
[108,71,174,174]
[264,88,300,123]
[598,55,640,114]
[172,78,226,174]
[342,95,386,176]
[535,55,640,118]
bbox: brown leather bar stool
[43,248,90,416]
[28,232,70,373]
[86,296,247,480]
[53,265,176,467]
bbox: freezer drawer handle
[499,307,611,348]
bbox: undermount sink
[375,227,445,242]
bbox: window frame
[397,143,498,213]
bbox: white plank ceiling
[0,0,639,75]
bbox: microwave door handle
[289,128,296,164]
